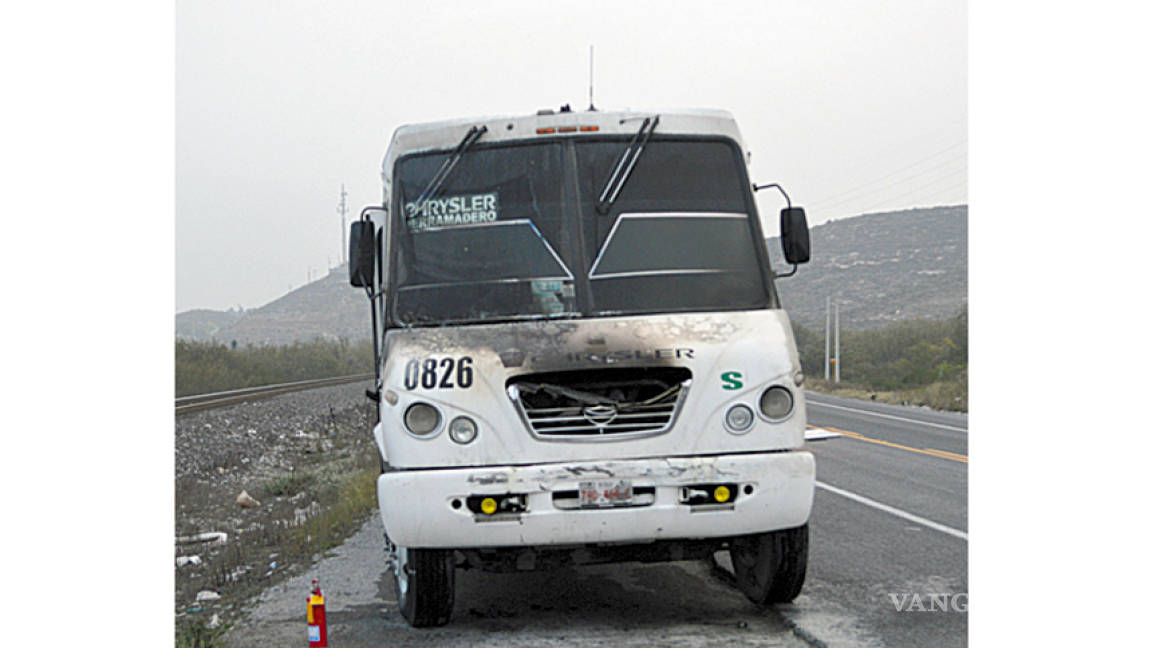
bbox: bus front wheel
[387,533,455,627]
[730,524,808,605]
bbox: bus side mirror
[349,220,375,287]
[780,207,810,265]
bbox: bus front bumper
[377,451,814,548]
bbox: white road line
[807,400,968,433]
[805,427,842,440]
[815,480,968,541]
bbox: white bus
[348,106,814,627]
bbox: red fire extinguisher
[307,578,328,647]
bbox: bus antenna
[588,45,597,111]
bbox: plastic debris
[176,532,228,545]
[236,490,261,508]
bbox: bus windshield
[390,137,770,326]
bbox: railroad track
[175,374,373,415]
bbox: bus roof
[382,108,748,180]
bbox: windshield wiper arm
[596,115,659,214]
[410,124,488,216]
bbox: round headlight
[759,386,794,420]
[448,416,478,445]
[404,403,441,436]
[725,404,755,433]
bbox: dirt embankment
[174,382,378,635]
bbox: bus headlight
[725,404,755,433]
[448,416,478,445]
[759,386,794,420]
[404,403,441,436]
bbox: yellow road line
[810,426,968,464]
[922,448,969,463]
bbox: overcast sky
[175,0,966,313]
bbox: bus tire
[730,524,808,605]
[392,543,455,627]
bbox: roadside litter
[176,531,228,545]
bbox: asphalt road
[791,392,968,647]
[223,513,809,647]
[222,392,967,647]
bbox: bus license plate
[580,480,633,507]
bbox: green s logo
[721,371,744,390]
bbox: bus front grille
[507,367,691,441]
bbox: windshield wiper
[410,124,488,217]
[596,115,659,214]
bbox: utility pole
[824,296,831,381]
[338,184,348,266]
[834,303,841,383]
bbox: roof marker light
[537,126,599,135]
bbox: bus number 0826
[403,356,474,390]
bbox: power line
[809,140,967,208]
[856,167,967,214]
[811,146,966,209]
[856,167,968,214]
[811,152,967,212]
[889,180,969,210]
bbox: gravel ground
[174,381,377,632]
